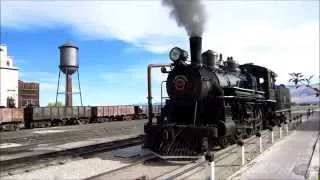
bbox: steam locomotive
[144,36,291,158]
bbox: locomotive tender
[144,36,291,158]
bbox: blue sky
[1,27,168,106]
[1,0,319,106]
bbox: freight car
[24,105,145,128]
[24,106,92,128]
[139,104,163,120]
[0,104,162,131]
[144,36,294,158]
[0,108,24,131]
[91,105,136,122]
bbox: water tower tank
[59,42,79,75]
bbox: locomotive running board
[149,151,202,159]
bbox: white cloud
[2,1,184,49]
[202,21,319,84]
[2,1,319,87]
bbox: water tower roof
[59,42,78,49]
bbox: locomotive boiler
[144,36,291,158]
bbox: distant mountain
[287,83,320,104]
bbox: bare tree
[289,73,304,88]
[289,73,320,97]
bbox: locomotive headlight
[169,47,188,62]
[169,47,182,62]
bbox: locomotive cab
[239,63,277,101]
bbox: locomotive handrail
[233,87,266,94]
[275,108,291,113]
[161,81,165,107]
[160,81,169,107]
[233,87,255,92]
[256,90,265,94]
[147,64,171,124]
[266,99,277,102]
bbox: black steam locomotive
[144,36,291,158]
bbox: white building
[0,45,19,107]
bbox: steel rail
[152,114,308,180]
[1,135,144,176]
[2,113,308,179]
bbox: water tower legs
[66,73,72,107]
[55,71,61,106]
[77,69,83,106]
[55,69,82,107]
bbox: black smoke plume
[162,0,207,36]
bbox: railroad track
[158,113,312,180]
[1,113,309,179]
[83,131,269,180]
[0,135,144,177]
[85,114,307,180]
[156,129,278,180]
[84,125,292,179]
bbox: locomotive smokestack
[190,36,202,68]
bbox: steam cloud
[162,0,207,37]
